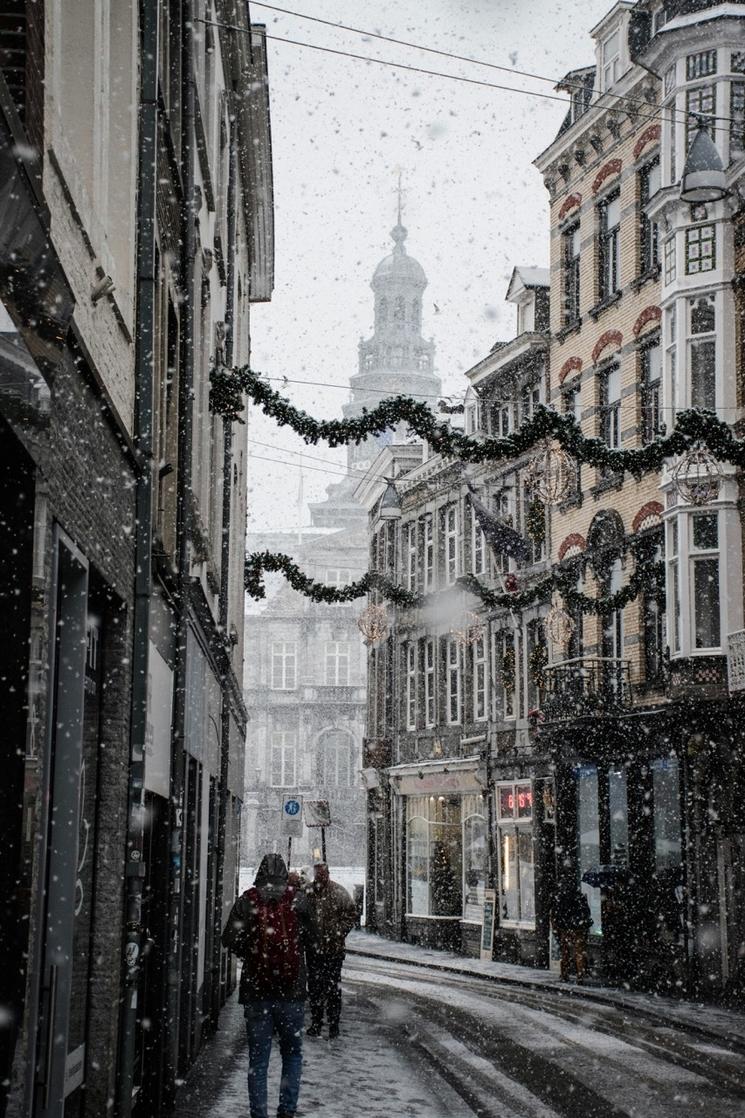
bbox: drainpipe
[212,105,238,1029]
[165,1,196,1100]
[115,1,159,1115]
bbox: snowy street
[173,936,745,1118]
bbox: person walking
[304,863,356,1039]
[222,854,308,1118]
[550,876,593,983]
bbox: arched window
[394,295,405,322]
[378,296,388,324]
[316,729,355,787]
[411,298,421,327]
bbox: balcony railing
[542,656,632,722]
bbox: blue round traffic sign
[284,799,301,816]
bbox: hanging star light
[671,442,721,506]
[527,439,575,505]
[357,603,389,645]
[451,611,485,647]
[546,599,575,650]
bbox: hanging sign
[304,800,331,827]
[480,888,496,961]
[280,795,303,837]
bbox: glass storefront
[406,794,462,916]
[496,781,535,925]
[462,794,487,922]
[576,764,602,934]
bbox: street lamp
[378,478,402,521]
[680,122,729,204]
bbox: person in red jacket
[222,854,309,1118]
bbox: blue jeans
[244,1000,304,1118]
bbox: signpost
[480,888,496,961]
[280,795,303,867]
[304,800,331,862]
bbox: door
[35,533,89,1117]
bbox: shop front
[391,758,488,953]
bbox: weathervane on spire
[396,168,405,223]
[392,168,407,250]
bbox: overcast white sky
[246,0,611,533]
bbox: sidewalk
[345,929,745,1048]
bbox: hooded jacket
[222,854,309,1003]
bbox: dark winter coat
[551,888,593,933]
[222,854,310,1003]
[305,879,356,958]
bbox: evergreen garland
[213,365,745,474]
[245,549,665,617]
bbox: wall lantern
[378,478,402,521]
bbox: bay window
[598,191,621,300]
[667,518,681,654]
[688,294,716,411]
[496,781,535,925]
[691,511,720,649]
[685,224,716,276]
[686,85,715,144]
[732,81,745,160]
[663,235,676,286]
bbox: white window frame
[495,780,535,928]
[424,513,435,591]
[271,641,297,690]
[689,510,721,651]
[271,731,297,787]
[601,27,621,91]
[325,641,350,686]
[446,637,461,725]
[425,637,436,727]
[600,365,621,449]
[445,504,459,585]
[473,634,487,722]
[667,517,681,655]
[684,223,716,276]
[687,293,716,412]
[472,502,486,576]
[406,642,417,730]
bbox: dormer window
[516,300,534,335]
[601,28,620,91]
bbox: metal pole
[115,2,159,1113]
[321,828,327,863]
[287,836,292,869]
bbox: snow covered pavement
[174,940,745,1117]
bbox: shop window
[686,50,716,81]
[609,767,629,864]
[325,641,350,686]
[446,637,461,725]
[463,794,487,922]
[496,781,535,926]
[641,340,662,443]
[730,81,745,163]
[271,641,297,690]
[598,191,621,300]
[472,634,487,722]
[691,511,720,649]
[406,795,463,917]
[639,157,660,274]
[652,757,682,872]
[685,224,715,276]
[599,365,621,450]
[271,731,296,787]
[424,637,436,727]
[686,85,715,144]
[576,765,602,934]
[667,518,681,654]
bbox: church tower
[343,207,441,470]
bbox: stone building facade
[244,217,441,873]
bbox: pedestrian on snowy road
[305,863,356,1039]
[551,877,593,983]
[222,853,308,1118]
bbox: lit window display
[406,794,463,917]
[496,781,535,926]
[462,794,487,922]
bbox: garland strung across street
[211,365,745,475]
[245,546,665,617]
